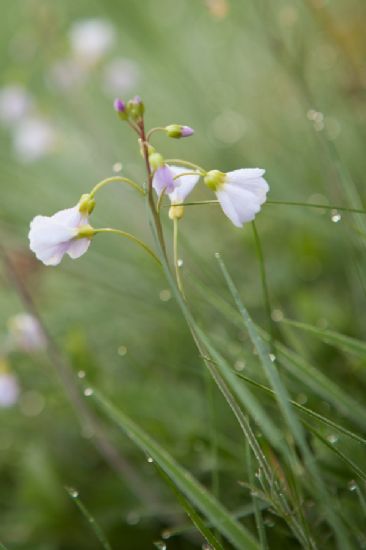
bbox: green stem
[251,221,274,351]
[173,171,205,180]
[173,218,185,298]
[94,228,161,266]
[165,158,207,174]
[146,126,167,141]
[89,176,144,198]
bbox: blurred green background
[0,0,366,548]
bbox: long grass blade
[91,389,260,550]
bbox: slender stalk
[94,228,161,266]
[251,222,274,350]
[89,176,144,198]
[173,218,185,298]
[165,158,207,174]
[146,126,167,141]
[173,171,205,180]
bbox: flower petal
[216,184,262,227]
[67,238,91,259]
[167,165,200,203]
[152,165,176,195]
[226,169,269,204]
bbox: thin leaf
[216,253,352,549]
[281,318,366,359]
[66,487,112,550]
[91,389,260,550]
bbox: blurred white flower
[204,169,269,227]
[102,58,140,96]
[47,58,88,91]
[29,204,92,266]
[12,116,56,163]
[7,313,45,352]
[0,85,32,127]
[0,370,19,408]
[69,19,116,64]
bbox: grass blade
[281,318,366,359]
[66,487,112,550]
[91,389,260,550]
[216,252,352,549]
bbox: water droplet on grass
[154,542,166,550]
[177,258,183,267]
[147,457,154,463]
[331,210,341,223]
[78,370,85,379]
[326,434,338,444]
[68,487,79,498]
[84,388,93,397]
[348,480,357,492]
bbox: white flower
[7,313,45,352]
[69,19,116,64]
[0,372,19,408]
[0,85,32,127]
[102,58,140,96]
[12,116,56,163]
[29,205,92,266]
[47,58,88,92]
[205,168,269,227]
[166,166,200,204]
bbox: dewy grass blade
[156,465,225,550]
[304,424,366,484]
[236,373,366,446]
[246,444,269,550]
[91,389,260,550]
[216,253,352,549]
[66,487,112,550]
[280,318,366,359]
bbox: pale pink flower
[29,205,92,266]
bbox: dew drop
[159,289,171,302]
[269,353,276,362]
[78,370,86,379]
[147,457,154,463]
[68,487,79,498]
[84,388,93,397]
[331,210,341,223]
[118,345,127,357]
[264,516,275,528]
[126,511,141,525]
[177,258,183,267]
[202,544,213,550]
[234,359,246,371]
[154,541,166,550]
[162,529,172,540]
[326,434,338,444]
[348,480,357,492]
[271,309,284,322]
[113,162,123,173]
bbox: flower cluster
[29,96,269,266]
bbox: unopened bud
[165,124,194,139]
[169,205,184,220]
[127,95,145,120]
[114,98,128,120]
[149,152,164,170]
[78,194,96,215]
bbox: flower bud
[169,205,184,220]
[78,194,96,215]
[165,124,194,139]
[114,98,128,120]
[204,170,226,191]
[149,152,164,171]
[127,95,145,120]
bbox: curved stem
[173,171,205,180]
[146,127,167,141]
[157,188,167,213]
[89,176,144,198]
[165,158,207,174]
[94,228,161,266]
[173,218,185,299]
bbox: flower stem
[146,127,167,141]
[165,158,207,174]
[251,221,275,351]
[89,176,144,198]
[173,218,185,298]
[173,171,205,180]
[94,228,161,266]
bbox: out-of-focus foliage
[1,0,366,548]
